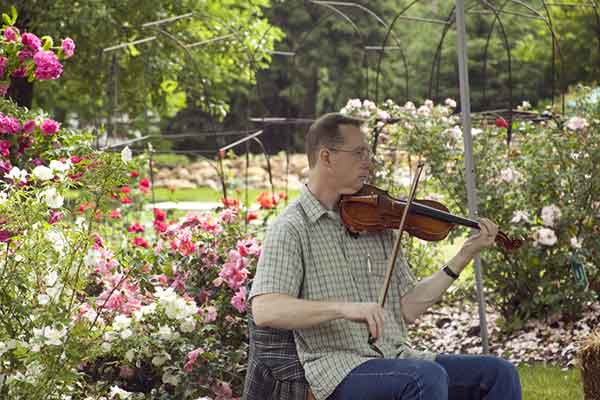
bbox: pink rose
[41,119,60,135]
[18,49,35,62]
[0,160,12,174]
[48,210,64,224]
[61,38,75,58]
[0,140,11,157]
[11,67,26,78]
[183,347,205,373]
[109,209,122,219]
[0,84,8,97]
[203,305,218,323]
[132,237,149,248]
[22,120,36,133]
[3,27,18,42]
[0,56,7,77]
[21,32,42,50]
[33,51,63,81]
[119,366,135,379]
[127,223,145,233]
[138,178,151,193]
[0,230,13,243]
[0,116,21,134]
[231,287,247,313]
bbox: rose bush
[0,119,275,399]
[0,12,285,398]
[341,91,599,327]
[1,7,74,95]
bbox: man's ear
[318,147,332,167]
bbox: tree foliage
[5,1,283,128]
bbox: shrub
[341,92,599,325]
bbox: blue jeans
[327,354,521,400]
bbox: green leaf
[126,44,140,57]
[41,35,54,50]
[160,79,178,94]
[10,5,17,24]
[2,13,11,26]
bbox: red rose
[495,117,509,129]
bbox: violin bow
[377,161,425,311]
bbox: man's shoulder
[268,198,310,234]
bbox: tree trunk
[7,77,34,109]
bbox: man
[248,113,522,400]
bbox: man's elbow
[251,296,274,327]
[402,311,417,325]
[400,300,418,324]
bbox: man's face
[326,124,371,194]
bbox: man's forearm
[252,293,344,329]
[401,248,475,323]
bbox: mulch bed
[408,299,600,367]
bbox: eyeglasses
[327,146,372,161]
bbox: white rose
[445,98,457,108]
[6,166,29,184]
[120,329,133,340]
[45,230,67,254]
[162,370,180,386]
[112,315,131,331]
[40,187,64,209]
[37,294,50,305]
[125,349,135,362]
[499,167,520,183]
[510,211,530,224]
[0,191,7,205]
[152,352,170,367]
[540,204,561,227]
[84,249,99,268]
[45,271,59,287]
[566,116,588,131]
[570,237,582,249]
[535,227,558,246]
[109,385,132,399]
[180,318,196,333]
[49,160,70,174]
[157,325,174,341]
[32,165,53,181]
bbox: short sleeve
[249,219,304,302]
[395,255,417,297]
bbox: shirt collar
[299,185,333,224]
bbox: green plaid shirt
[250,186,434,400]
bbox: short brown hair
[305,113,364,168]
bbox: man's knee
[485,356,521,391]
[410,360,449,396]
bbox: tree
[2,1,283,130]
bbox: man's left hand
[460,218,499,257]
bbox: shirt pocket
[364,251,388,304]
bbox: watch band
[442,264,460,280]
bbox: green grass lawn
[151,187,300,203]
[519,365,582,400]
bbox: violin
[339,184,522,251]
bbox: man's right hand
[338,302,385,340]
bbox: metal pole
[455,0,489,354]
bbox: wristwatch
[442,264,460,280]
